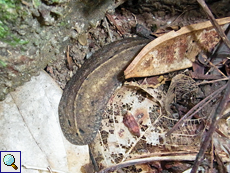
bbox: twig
[47,166,53,173]
[221,111,230,119]
[21,0,31,7]
[210,136,214,173]
[193,109,228,138]
[191,79,230,173]
[131,13,137,25]
[7,50,12,55]
[66,46,73,71]
[208,60,227,78]
[104,17,113,42]
[98,130,111,166]
[125,151,198,159]
[197,0,230,50]
[98,154,197,173]
[88,145,99,172]
[197,77,229,85]
[166,84,226,136]
[171,7,193,25]
[106,13,125,36]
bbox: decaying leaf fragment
[123,111,140,137]
[124,17,230,79]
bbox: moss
[0,60,7,67]
[0,22,9,38]
[58,21,71,28]
[0,0,19,21]
[0,0,29,46]
[51,0,61,3]
[32,0,41,8]
[0,0,124,101]
[44,0,66,4]
[12,37,29,46]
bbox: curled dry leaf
[124,17,230,79]
[165,74,198,115]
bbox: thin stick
[66,46,73,71]
[88,144,99,172]
[193,113,228,138]
[131,13,137,25]
[209,61,227,78]
[210,136,214,173]
[197,0,230,50]
[47,166,53,173]
[104,17,113,42]
[98,154,197,173]
[191,79,230,173]
[106,13,125,36]
[197,77,229,85]
[221,111,230,119]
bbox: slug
[58,37,149,145]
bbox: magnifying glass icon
[3,154,18,170]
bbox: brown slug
[58,37,149,145]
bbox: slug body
[58,38,149,145]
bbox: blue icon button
[3,154,18,170]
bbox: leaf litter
[89,16,230,172]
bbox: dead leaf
[124,17,230,79]
[123,111,140,137]
[90,85,201,171]
[78,33,88,46]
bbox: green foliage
[32,0,41,8]
[0,0,19,21]
[0,60,7,67]
[0,21,9,38]
[11,37,29,46]
[51,0,61,2]
[0,0,29,46]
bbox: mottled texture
[0,0,125,101]
[58,37,149,145]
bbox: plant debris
[124,17,230,79]
[48,1,230,172]
[89,16,230,173]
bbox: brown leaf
[123,111,140,137]
[124,17,230,79]
[78,33,87,46]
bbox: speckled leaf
[90,84,201,172]
[90,79,230,172]
[91,86,162,169]
[124,17,230,79]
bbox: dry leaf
[123,111,141,137]
[78,33,88,46]
[90,85,201,172]
[124,17,230,79]
[91,75,230,172]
